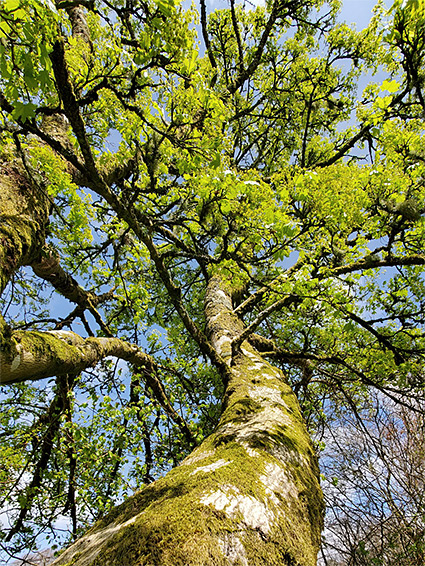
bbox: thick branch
[232,294,301,356]
[0,329,194,443]
[142,234,228,374]
[31,248,98,307]
[0,158,50,294]
[0,91,87,180]
[331,253,425,276]
[67,5,92,45]
[247,332,279,354]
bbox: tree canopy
[1,0,425,563]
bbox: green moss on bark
[2,330,87,384]
[55,429,321,565]
[0,161,50,294]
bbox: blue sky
[206,0,390,27]
[341,0,388,28]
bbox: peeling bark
[50,277,323,566]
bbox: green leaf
[0,20,11,36]
[4,0,20,11]
[210,152,221,169]
[381,79,399,93]
[11,101,37,121]
[156,0,175,17]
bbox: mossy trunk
[52,277,323,566]
[0,157,50,296]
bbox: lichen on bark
[51,276,323,566]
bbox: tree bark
[0,155,50,295]
[0,158,323,561]
[51,276,323,566]
[0,330,148,385]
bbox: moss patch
[0,163,50,294]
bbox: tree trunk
[0,155,50,295]
[51,276,323,566]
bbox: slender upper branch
[199,0,217,71]
[227,0,282,95]
[31,247,113,336]
[317,87,411,167]
[230,0,244,74]
[340,308,406,365]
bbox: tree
[0,0,425,564]
[320,394,425,565]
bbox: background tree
[1,0,425,564]
[320,394,425,565]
